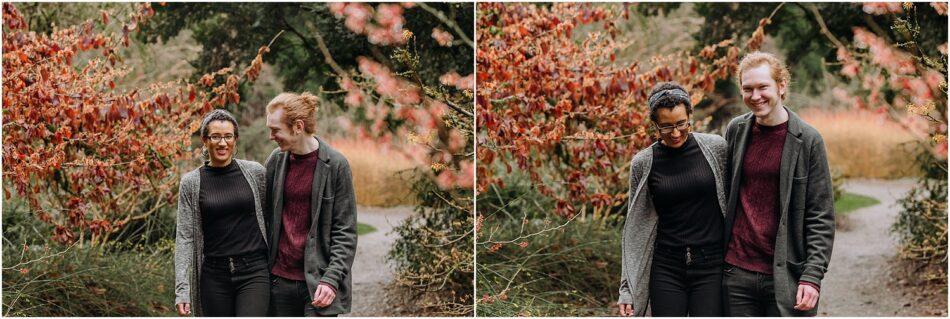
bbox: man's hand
[618,303,633,317]
[311,283,337,308]
[176,303,191,316]
[794,284,819,311]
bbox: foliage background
[3,2,474,316]
[476,2,947,316]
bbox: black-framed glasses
[654,121,691,135]
[208,135,235,143]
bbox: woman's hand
[618,303,633,317]
[176,303,191,316]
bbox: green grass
[357,222,376,235]
[835,192,881,215]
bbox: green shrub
[477,216,621,317]
[387,170,474,316]
[2,239,175,316]
[892,145,948,284]
[477,174,621,316]
[2,197,176,316]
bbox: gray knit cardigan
[174,159,268,316]
[617,132,728,316]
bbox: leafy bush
[476,174,621,316]
[2,202,175,317]
[387,170,473,316]
[892,145,948,283]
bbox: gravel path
[818,178,937,316]
[344,205,414,317]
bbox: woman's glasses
[655,121,691,135]
[208,135,235,143]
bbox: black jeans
[722,263,781,316]
[648,244,723,316]
[200,252,270,317]
[269,275,337,317]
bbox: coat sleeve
[800,136,836,287]
[618,157,641,305]
[174,176,196,305]
[319,159,358,290]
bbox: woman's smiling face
[202,120,236,165]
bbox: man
[264,92,357,316]
[722,52,835,316]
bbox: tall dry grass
[328,138,419,207]
[799,108,921,179]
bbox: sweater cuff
[798,280,820,293]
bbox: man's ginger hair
[266,92,320,134]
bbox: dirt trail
[818,178,945,316]
[344,205,413,317]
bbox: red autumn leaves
[476,3,767,217]
[2,3,271,245]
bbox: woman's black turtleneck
[648,134,724,248]
[199,160,267,257]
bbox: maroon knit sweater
[726,121,787,275]
[272,149,318,281]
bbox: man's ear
[779,80,788,100]
[293,119,304,135]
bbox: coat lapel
[310,137,332,234]
[731,113,754,188]
[311,151,330,228]
[779,109,804,218]
[725,113,754,243]
[270,151,290,261]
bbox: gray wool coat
[618,132,729,316]
[264,137,357,316]
[723,108,835,317]
[174,159,268,316]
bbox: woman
[174,109,270,316]
[617,82,728,316]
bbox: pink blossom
[447,129,466,152]
[932,2,948,15]
[935,140,948,159]
[372,117,387,135]
[456,161,474,189]
[344,91,364,107]
[401,2,415,9]
[841,64,859,77]
[328,3,347,17]
[853,28,916,75]
[431,27,454,47]
[455,73,474,90]
[412,108,437,129]
[375,4,404,27]
[343,4,372,33]
[862,2,904,15]
[440,71,461,86]
[924,70,944,92]
[357,56,421,105]
[435,169,457,190]
[428,101,448,119]
[439,71,474,90]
